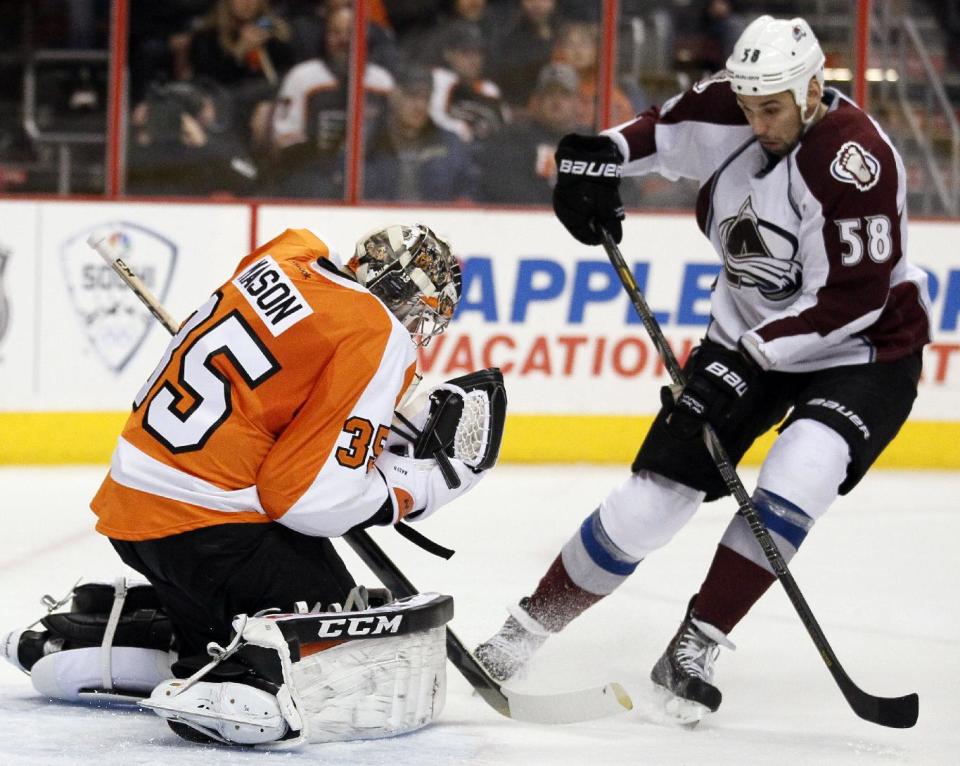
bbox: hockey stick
[87,233,179,334]
[599,228,918,729]
[343,529,632,724]
[87,231,632,725]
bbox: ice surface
[1,464,958,765]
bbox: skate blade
[643,684,710,729]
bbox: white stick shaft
[86,232,179,334]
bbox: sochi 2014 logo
[60,222,177,373]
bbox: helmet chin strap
[800,99,825,128]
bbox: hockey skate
[474,598,551,683]
[648,597,734,727]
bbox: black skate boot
[474,598,551,683]
[650,597,735,725]
[1,629,65,673]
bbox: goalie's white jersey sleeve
[92,228,417,541]
[602,79,931,371]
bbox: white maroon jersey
[92,229,417,541]
[603,79,931,371]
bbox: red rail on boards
[106,0,129,197]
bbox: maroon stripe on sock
[525,555,604,632]
[692,545,776,635]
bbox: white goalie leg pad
[281,626,447,746]
[30,646,173,702]
[598,470,705,560]
[144,592,452,749]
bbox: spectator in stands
[188,0,296,147]
[128,2,208,104]
[490,0,563,109]
[701,0,747,66]
[477,62,583,203]
[382,0,443,40]
[265,3,394,197]
[434,0,502,47]
[553,20,638,130]
[288,0,400,73]
[430,21,508,143]
[126,81,257,196]
[189,0,296,87]
[693,0,747,74]
[364,65,476,202]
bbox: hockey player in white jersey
[475,15,931,722]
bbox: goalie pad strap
[101,577,128,690]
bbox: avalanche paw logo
[60,222,177,374]
[830,141,880,191]
[718,197,801,301]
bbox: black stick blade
[849,689,918,728]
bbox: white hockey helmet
[349,223,461,347]
[726,15,825,118]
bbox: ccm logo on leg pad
[316,614,403,638]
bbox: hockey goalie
[1,224,507,748]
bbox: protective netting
[453,389,489,469]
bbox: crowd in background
[0,0,759,202]
[124,0,665,203]
[5,0,956,205]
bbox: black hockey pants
[111,522,356,658]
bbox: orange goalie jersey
[92,228,417,541]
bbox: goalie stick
[87,232,633,725]
[599,227,918,729]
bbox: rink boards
[0,199,957,466]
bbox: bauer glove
[661,344,760,440]
[553,133,625,245]
[375,450,484,523]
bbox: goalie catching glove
[377,367,507,522]
[392,368,507,473]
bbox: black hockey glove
[661,344,761,440]
[553,133,625,245]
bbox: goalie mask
[349,224,462,347]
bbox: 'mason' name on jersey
[233,255,313,336]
